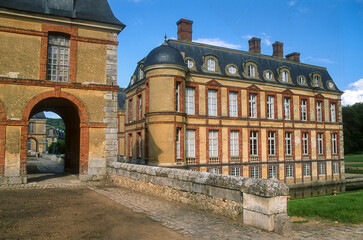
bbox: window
[128,99,133,122]
[248,65,255,77]
[265,71,272,80]
[298,76,306,85]
[27,139,31,151]
[267,95,274,119]
[208,89,217,116]
[303,164,311,177]
[333,162,339,174]
[231,167,240,176]
[228,65,237,74]
[249,94,257,118]
[47,35,70,82]
[284,97,291,120]
[301,99,307,121]
[185,87,195,115]
[139,69,144,79]
[282,71,288,82]
[137,132,142,158]
[230,131,239,157]
[250,131,258,156]
[176,128,181,159]
[187,59,194,68]
[286,165,294,178]
[268,132,275,156]
[302,132,309,155]
[138,94,142,120]
[316,101,322,122]
[250,166,259,178]
[229,92,238,117]
[49,129,54,137]
[318,163,325,176]
[330,103,336,122]
[128,134,132,157]
[176,82,181,112]
[285,132,292,155]
[207,58,215,71]
[332,133,338,155]
[186,130,195,158]
[314,75,320,87]
[269,165,277,179]
[28,122,34,134]
[318,133,324,155]
[209,168,219,174]
[209,130,218,157]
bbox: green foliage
[48,140,65,154]
[46,118,65,131]
[287,190,363,223]
[345,169,363,174]
[344,152,363,162]
[343,103,363,154]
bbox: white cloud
[303,56,336,65]
[342,78,363,106]
[194,38,241,49]
[288,0,297,7]
[241,33,272,46]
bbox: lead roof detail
[127,39,341,93]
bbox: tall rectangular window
[267,95,274,119]
[316,101,322,122]
[330,103,336,122]
[176,128,181,159]
[284,97,290,120]
[209,130,218,157]
[269,165,277,179]
[229,92,238,117]
[207,59,215,72]
[249,94,257,118]
[28,122,34,134]
[137,94,142,120]
[128,99,133,122]
[268,132,275,155]
[250,166,259,178]
[332,133,338,155]
[47,35,70,82]
[318,133,324,155]
[250,131,258,156]
[285,132,292,155]
[286,165,294,178]
[230,131,239,157]
[318,163,325,176]
[176,82,180,112]
[231,167,240,176]
[208,89,217,116]
[185,87,195,115]
[128,134,132,157]
[333,162,339,174]
[303,164,310,177]
[301,99,307,121]
[302,132,309,155]
[186,130,195,158]
[137,132,142,158]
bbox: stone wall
[107,162,292,235]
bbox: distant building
[119,19,344,186]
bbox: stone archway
[21,91,89,177]
[26,137,39,156]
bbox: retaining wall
[107,162,292,235]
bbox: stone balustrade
[107,162,292,235]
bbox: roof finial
[164,33,167,42]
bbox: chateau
[120,19,344,185]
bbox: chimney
[248,37,261,54]
[177,18,193,41]
[272,41,283,58]
[285,52,300,62]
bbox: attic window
[248,65,255,77]
[298,76,306,85]
[282,71,288,82]
[265,71,272,80]
[139,69,144,79]
[314,76,320,87]
[228,65,237,74]
[187,59,194,68]
[207,59,216,71]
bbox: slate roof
[144,44,185,68]
[127,39,341,93]
[31,112,47,119]
[0,0,125,29]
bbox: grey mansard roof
[0,0,125,29]
[31,112,47,119]
[127,39,341,93]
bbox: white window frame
[207,58,216,71]
[249,94,257,118]
[286,165,294,178]
[284,97,290,120]
[330,103,336,122]
[318,163,325,176]
[176,128,181,159]
[128,99,133,122]
[333,162,339,174]
[209,130,218,157]
[248,65,255,77]
[303,164,311,177]
[332,133,338,155]
[250,166,259,178]
[209,168,219,174]
[268,132,275,156]
[47,35,70,82]
[208,89,218,116]
[185,87,195,115]
[285,132,292,155]
[187,59,194,68]
[302,132,309,155]
[301,99,307,121]
[250,131,258,156]
[282,71,288,82]
[231,167,240,176]
[316,101,322,122]
[176,82,180,112]
[186,130,195,158]
[318,133,324,155]
[230,131,239,157]
[267,95,274,119]
[229,92,238,117]
[269,165,277,179]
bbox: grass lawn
[345,163,363,167]
[287,189,363,223]
[345,169,363,174]
[344,152,363,162]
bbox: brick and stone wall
[107,162,292,235]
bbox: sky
[45,0,363,118]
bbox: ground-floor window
[303,164,311,177]
[250,166,259,178]
[286,164,294,178]
[333,162,340,174]
[209,168,219,174]
[231,167,240,176]
[269,165,277,179]
[318,163,325,176]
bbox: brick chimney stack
[248,37,261,54]
[177,18,193,41]
[285,52,300,62]
[272,41,283,58]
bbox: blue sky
[45,0,363,118]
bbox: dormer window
[207,58,215,71]
[314,76,320,87]
[228,66,237,74]
[248,65,255,77]
[265,71,272,80]
[282,71,288,82]
[298,76,306,85]
[187,59,194,68]
[139,68,144,79]
[243,61,259,79]
[277,67,292,84]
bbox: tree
[343,103,363,153]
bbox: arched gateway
[0,0,125,184]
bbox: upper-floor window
[186,130,195,158]
[185,87,195,115]
[267,95,274,119]
[301,99,307,121]
[208,89,217,116]
[207,58,215,71]
[332,133,338,155]
[302,132,309,155]
[128,99,133,122]
[176,82,181,112]
[137,94,142,120]
[209,130,218,157]
[284,97,291,120]
[176,128,181,159]
[250,131,258,156]
[330,103,336,122]
[318,133,324,155]
[230,130,239,157]
[268,132,275,156]
[282,71,288,82]
[229,92,238,117]
[28,122,34,134]
[316,101,322,122]
[249,94,257,118]
[248,65,255,77]
[49,129,54,137]
[187,59,194,69]
[314,75,320,87]
[47,35,70,82]
[139,69,144,79]
[285,132,292,155]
